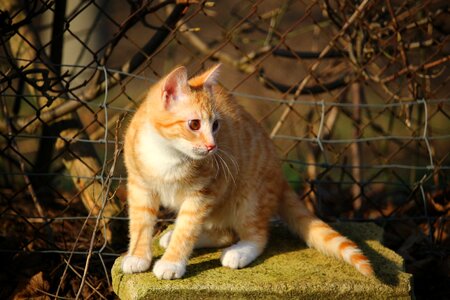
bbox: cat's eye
[188,119,201,131]
[212,120,219,132]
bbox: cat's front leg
[160,227,236,249]
[122,176,160,274]
[153,194,212,279]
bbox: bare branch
[0,3,189,134]
[270,0,372,138]
[272,48,344,59]
[258,69,350,95]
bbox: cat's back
[207,86,284,225]
[215,87,274,142]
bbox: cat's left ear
[189,64,221,89]
[161,66,188,109]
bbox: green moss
[281,163,302,191]
[112,223,412,299]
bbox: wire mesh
[0,0,449,298]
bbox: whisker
[212,155,220,179]
[218,148,239,175]
[216,152,236,186]
[216,153,229,183]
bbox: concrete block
[112,223,413,299]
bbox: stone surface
[112,223,413,299]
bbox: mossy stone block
[112,223,413,299]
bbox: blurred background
[0,0,449,298]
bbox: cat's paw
[121,255,151,274]
[153,259,186,280]
[220,241,261,269]
[159,230,173,249]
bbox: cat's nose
[206,144,216,152]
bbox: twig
[272,48,344,59]
[75,97,123,299]
[381,55,450,84]
[349,82,363,214]
[386,0,415,125]
[35,288,74,300]
[54,191,99,298]
[62,258,108,300]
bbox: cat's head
[150,64,222,160]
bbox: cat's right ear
[161,66,188,110]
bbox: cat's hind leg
[220,185,277,269]
[220,219,269,269]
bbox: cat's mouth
[191,146,217,159]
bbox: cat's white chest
[155,182,185,209]
[133,123,205,210]
[135,124,188,179]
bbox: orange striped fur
[121,64,373,279]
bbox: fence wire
[0,0,449,298]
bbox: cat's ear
[161,66,188,109]
[202,63,221,87]
[188,64,221,88]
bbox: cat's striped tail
[279,187,374,276]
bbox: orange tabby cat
[121,64,373,279]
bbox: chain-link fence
[1,0,449,298]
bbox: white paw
[159,230,173,249]
[153,259,186,280]
[121,255,151,274]
[220,241,261,269]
